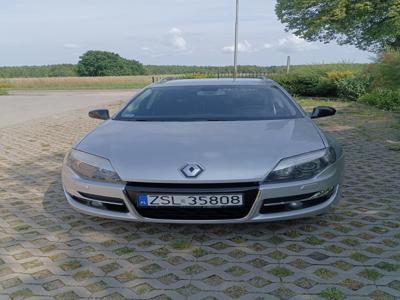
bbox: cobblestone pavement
[0,100,399,300]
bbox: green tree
[275,0,400,52]
[77,50,145,76]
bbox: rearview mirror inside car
[89,109,110,120]
[310,106,336,119]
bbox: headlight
[66,149,122,183]
[265,147,336,183]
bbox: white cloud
[222,40,256,53]
[168,27,187,51]
[169,27,182,35]
[141,46,166,58]
[276,35,318,53]
[63,43,81,49]
[263,43,273,49]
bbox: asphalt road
[0,90,136,128]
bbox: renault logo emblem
[181,163,204,178]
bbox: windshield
[116,85,302,121]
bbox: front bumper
[62,155,344,224]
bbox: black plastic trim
[259,189,334,214]
[125,182,259,220]
[70,194,129,213]
[78,192,125,205]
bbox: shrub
[77,50,145,77]
[272,73,321,96]
[359,88,400,112]
[324,70,354,82]
[337,76,371,100]
[368,49,400,90]
[315,71,354,97]
[272,71,356,97]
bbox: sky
[0,0,374,67]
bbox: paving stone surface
[0,100,399,299]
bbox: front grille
[125,182,259,220]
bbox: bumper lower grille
[259,187,334,214]
[125,182,259,220]
[71,193,129,213]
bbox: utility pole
[233,0,239,79]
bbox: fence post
[286,56,291,74]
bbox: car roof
[152,78,275,87]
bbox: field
[281,63,367,75]
[0,62,367,92]
[0,63,368,78]
[1,75,157,90]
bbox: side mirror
[89,109,110,120]
[310,106,336,119]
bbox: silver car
[62,78,344,223]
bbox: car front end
[62,150,343,224]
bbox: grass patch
[13,224,31,231]
[375,261,399,272]
[350,252,369,263]
[304,236,325,246]
[192,247,209,258]
[113,246,134,256]
[297,97,350,112]
[10,288,34,300]
[170,239,192,250]
[269,266,293,277]
[359,268,382,281]
[314,268,337,280]
[320,287,345,300]
[73,270,94,281]
[0,89,8,95]
[60,259,81,271]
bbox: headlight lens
[66,149,122,183]
[265,147,336,183]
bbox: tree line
[0,50,289,78]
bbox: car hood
[76,118,325,183]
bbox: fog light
[288,201,303,210]
[90,201,104,209]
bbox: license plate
[138,194,243,207]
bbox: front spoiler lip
[63,184,340,224]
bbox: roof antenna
[233,0,239,79]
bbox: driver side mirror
[89,109,110,120]
[310,106,336,119]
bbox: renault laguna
[62,78,344,223]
